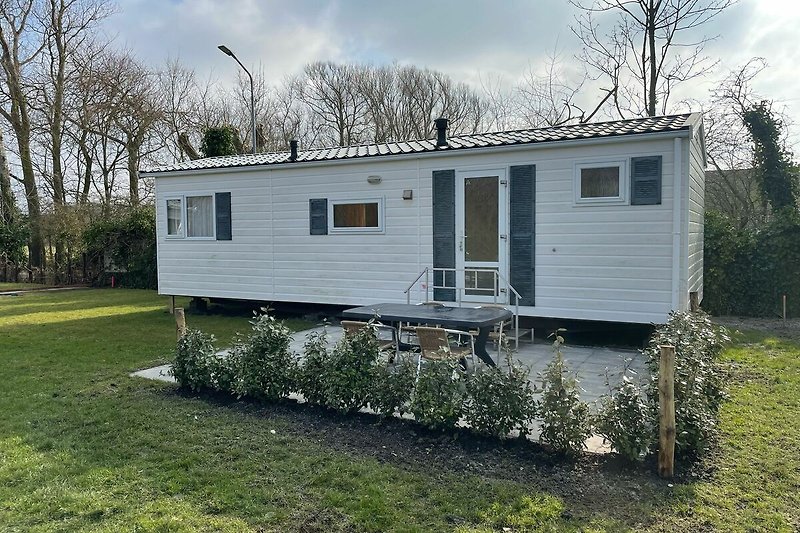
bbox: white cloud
[106,0,799,138]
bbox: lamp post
[218,45,256,155]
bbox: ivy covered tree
[200,126,240,157]
[743,101,799,214]
[0,216,29,266]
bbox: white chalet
[142,113,706,325]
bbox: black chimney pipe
[289,139,298,161]
[434,117,449,147]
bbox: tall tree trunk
[0,127,15,224]
[16,120,44,269]
[127,141,139,205]
[647,0,658,116]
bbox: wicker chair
[340,320,399,361]
[414,326,475,375]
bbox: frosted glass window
[580,166,620,198]
[167,198,183,236]
[186,195,213,237]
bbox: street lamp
[218,45,257,155]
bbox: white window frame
[328,197,385,234]
[165,196,185,239]
[573,159,628,206]
[164,193,216,240]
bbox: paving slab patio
[131,325,646,453]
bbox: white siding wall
[155,134,685,323]
[686,126,706,304]
[155,172,273,300]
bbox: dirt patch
[713,316,800,342]
[178,389,681,528]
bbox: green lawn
[0,289,798,532]
[0,282,51,291]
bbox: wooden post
[168,295,175,315]
[689,291,699,312]
[782,294,787,321]
[175,307,187,340]
[658,344,676,479]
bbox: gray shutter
[630,156,662,205]
[432,169,456,302]
[309,198,328,235]
[215,192,232,240]
[509,165,535,305]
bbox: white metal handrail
[403,267,524,349]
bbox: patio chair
[400,301,447,345]
[414,326,475,375]
[471,304,512,357]
[341,320,399,362]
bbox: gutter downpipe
[671,137,683,312]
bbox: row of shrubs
[172,310,728,459]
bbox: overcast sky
[108,0,799,140]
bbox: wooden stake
[175,307,187,340]
[689,291,699,312]
[658,344,676,479]
[782,294,787,321]
[168,295,175,315]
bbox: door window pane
[580,166,620,198]
[186,195,213,237]
[464,176,498,261]
[167,198,182,236]
[465,268,497,296]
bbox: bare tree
[515,52,587,127]
[359,64,486,143]
[0,0,46,266]
[572,0,734,117]
[299,62,369,147]
[88,51,163,204]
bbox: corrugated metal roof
[143,113,697,175]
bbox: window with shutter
[630,156,662,205]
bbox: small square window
[166,198,183,237]
[329,199,383,233]
[581,167,620,198]
[574,161,626,204]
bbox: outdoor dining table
[340,303,513,367]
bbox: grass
[0,282,51,291]
[0,289,798,531]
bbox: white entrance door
[455,169,508,303]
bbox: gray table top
[341,303,513,329]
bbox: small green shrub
[209,350,239,394]
[368,358,416,418]
[321,325,380,413]
[296,328,330,406]
[236,311,297,401]
[594,370,651,461]
[172,329,217,391]
[538,333,591,454]
[464,357,537,438]
[411,359,465,430]
[644,311,729,457]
